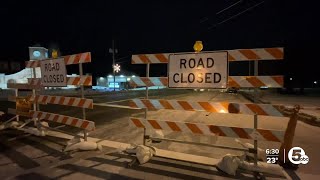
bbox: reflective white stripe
[79,53,87,63]
[132,99,145,108]
[75,119,82,128]
[150,100,163,110]
[239,104,255,115]
[228,50,248,60]
[131,77,145,86]
[259,104,284,117]
[219,126,239,138]
[83,99,92,108]
[67,55,75,64]
[256,49,274,60]
[230,76,253,87]
[131,55,143,64]
[168,100,183,110]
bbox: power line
[216,0,243,15]
[208,1,265,30]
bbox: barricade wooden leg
[279,105,300,168]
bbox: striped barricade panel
[33,95,93,109]
[130,77,168,87]
[228,76,283,88]
[131,48,283,64]
[129,118,284,142]
[25,52,91,68]
[129,99,286,117]
[129,76,283,88]
[30,110,95,131]
[227,47,283,61]
[7,83,43,89]
[28,76,92,86]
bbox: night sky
[0,0,318,86]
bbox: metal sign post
[146,63,150,99]
[79,63,87,141]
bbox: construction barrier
[25,52,91,68]
[5,52,96,151]
[129,76,284,88]
[122,46,299,178]
[129,99,286,117]
[28,76,93,86]
[129,117,284,142]
[131,47,283,64]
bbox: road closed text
[172,58,221,84]
[40,58,67,87]
[43,63,65,83]
[168,52,227,88]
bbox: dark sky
[0,0,318,84]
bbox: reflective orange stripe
[141,77,154,87]
[231,127,250,139]
[78,99,85,107]
[81,121,89,129]
[177,101,193,111]
[239,49,260,60]
[159,77,168,86]
[159,100,174,110]
[148,120,162,129]
[272,76,284,86]
[246,104,268,116]
[138,55,150,63]
[70,118,77,126]
[72,78,80,85]
[228,77,241,87]
[198,102,218,112]
[84,77,92,85]
[166,121,181,132]
[129,101,138,108]
[265,48,283,59]
[141,99,156,110]
[208,125,226,136]
[186,123,203,134]
[68,98,75,106]
[228,54,236,61]
[131,118,145,128]
[155,54,168,63]
[257,129,281,142]
[246,76,265,87]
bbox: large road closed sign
[168,52,228,88]
[40,58,67,87]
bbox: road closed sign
[168,52,228,88]
[40,58,67,87]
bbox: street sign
[168,52,228,88]
[40,58,67,87]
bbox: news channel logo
[288,147,309,165]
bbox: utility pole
[110,40,118,91]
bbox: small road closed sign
[168,52,228,88]
[40,58,67,87]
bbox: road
[0,89,319,179]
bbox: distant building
[96,74,137,90]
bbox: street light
[114,64,121,73]
[109,40,118,91]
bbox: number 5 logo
[288,147,309,165]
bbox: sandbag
[216,154,241,176]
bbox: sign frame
[168,51,229,89]
[40,58,67,87]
